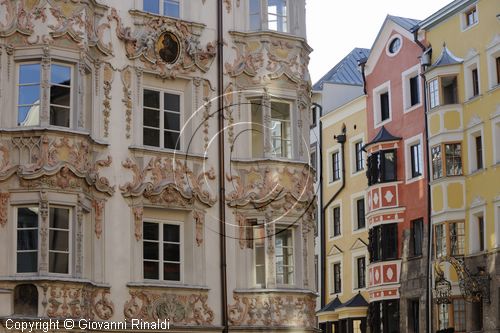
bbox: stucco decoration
[108,9,216,78]
[226,164,314,212]
[92,199,105,239]
[0,0,112,55]
[235,211,250,249]
[0,192,10,227]
[121,66,133,138]
[0,134,114,195]
[42,283,114,320]
[123,290,214,325]
[102,63,114,138]
[228,292,316,329]
[225,40,264,78]
[133,206,143,241]
[193,209,205,246]
[120,157,216,208]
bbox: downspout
[217,1,228,332]
[320,124,347,309]
[413,27,432,333]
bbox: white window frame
[329,201,342,240]
[385,34,403,57]
[142,87,183,151]
[351,191,366,233]
[142,0,181,18]
[492,110,500,165]
[466,124,484,173]
[460,3,479,31]
[428,78,440,109]
[351,249,367,292]
[486,36,500,90]
[248,0,289,33]
[401,64,422,113]
[270,100,293,159]
[464,54,481,100]
[373,81,392,128]
[328,254,343,297]
[252,222,266,288]
[16,61,75,129]
[274,225,295,287]
[327,144,342,184]
[15,205,73,276]
[404,133,424,183]
[349,133,365,176]
[142,220,184,283]
[469,205,486,254]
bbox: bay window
[275,227,294,285]
[367,149,397,185]
[428,76,458,109]
[249,0,288,32]
[17,63,73,128]
[434,221,465,258]
[270,102,291,158]
[143,222,182,281]
[369,223,398,262]
[431,143,462,179]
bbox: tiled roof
[387,15,420,32]
[364,126,402,150]
[431,44,463,68]
[337,293,368,309]
[312,48,370,91]
[317,296,342,313]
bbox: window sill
[405,174,424,185]
[127,281,209,291]
[352,227,366,235]
[404,103,423,114]
[128,145,207,160]
[464,94,482,104]
[467,167,486,177]
[0,276,110,287]
[406,255,423,261]
[234,288,317,296]
[487,84,500,94]
[351,169,364,177]
[461,22,478,32]
[374,117,392,129]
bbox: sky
[306,0,452,84]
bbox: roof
[419,0,475,30]
[431,44,463,68]
[364,126,401,150]
[337,293,368,309]
[387,15,420,32]
[317,296,342,313]
[312,48,370,90]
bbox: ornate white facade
[0,0,316,331]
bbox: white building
[0,0,316,331]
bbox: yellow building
[314,48,370,333]
[419,0,500,331]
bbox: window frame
[331,205,341,238]
[431,142,463,180]
[142,220,183,283]
[485,39,500,90]
[355,256,366,289]
[367,149,397,185]
[274,226,295,286]
[369,223,398,262]
[372,81,392,128]
[142,87,183,151]
[142,0,181,18]
[333,262,341,294]
[355,197,366,231]
[428,75,459,108]
[48,206,72,275]
[249,0,289,33]
[461,4,478,31]
[405,134,424,183]
[467,127,484,173]
[402,64,422,112]
[410,218,423,257]
[269,100,292,159]
[434,221,465,258]
[16,61,75,129]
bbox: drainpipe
[320,124,347,310]
[413,27,432,333]
[217,0,228,332]
[358,58,368,95]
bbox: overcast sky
[306,0,452,83]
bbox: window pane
[49,252,68,274]
[49,208,69,229]
[18,106,40,126]
[143,108,160,127]
[164,112,180,131]
[17,252,38,273]
[143,128,160,147]
[380,92,390,121]
[164,131,180,150]
[143,241,159,260]
[143,0,159,14]
[143,89,160,109]
[164,263,180,281]
[432,145,442,179]
[250,14,261,30]
[164,93,180,111]
[17,229,38,251]
[19,64,41,84]
[163,224,180,242]
[49,230,69,252]
[442,76,458,104]
[18,208,39,228]
[357,199,365,229]
[163,243,180,261]
[382,150,396,181]
[410,75,420,106]
[163,0,179,17]
[18,85,41,106]
[143,222,159,240]
[144,261,159,279]
[50,85,71,107]
[50,65,71,86]
[49,106,70,127]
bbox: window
[497,56,500,86]
[367,150,397,185]
[143,89,181,150]
[472,68,479,97]
[270,101,291,158]
[409,300,419,333]
[275,227,294,285]
[475,135,483,170]
[438,299,466,332]
[428,78,439,108]
[369,224,398,262]
[17,206,71,274]
[254,225,265,287]
[249,0,288,32]
[410,219,423,257]
[355,141,364,172]
[478,215,484,252]
[310,105,317,128]
[331,151,340,181]
[143,222,181,281]
[382,300,399,333]
[435,221,465,258]
[380,92,390,121]
[332,206,341,237]
[143,0,180,17]
[409,75,420,106]
[464,6,478,28]
[410,143,422,178]
[356,257,366,289]
[431,143,462,179]
[310,148,317,180]
[453,299,466,333]
[17,63,73,128]
[388,38,401,54]
[356,198,365,230]
[333,262,341,293]
[428,76,458,108]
